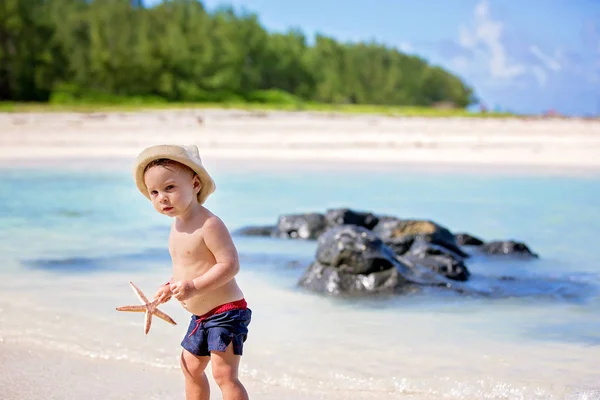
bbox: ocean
[1,160,599,399]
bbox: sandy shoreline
[1,109,600,173]
[0,341,323,400]
[1,339,404,400]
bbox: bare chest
[168,229,213,266]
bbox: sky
[145,0,600,116]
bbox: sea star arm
[153,309,177,325]
[129,281,150,304]
[115,305,147,312]
[144,311,152,335]
[116,282,177,335]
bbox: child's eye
[165,185,174,190]
[150,190,158,196]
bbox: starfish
[115,281,177,335]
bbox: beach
[0,342,323,400]
[1,109,600,400]
[1,109,600,171]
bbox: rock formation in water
[235,207,539,295]
[454,233,485,246]
[237,208,380,240]
[479,240,539,258]
[297,225,456,295]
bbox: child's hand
[153,284,172,305]
[169,280,197,302]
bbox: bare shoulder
[202,212,232,239]
[201,211,237,257]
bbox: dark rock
[481,241,539,258]
[372,218,468,258]
[315,224,402,275]
[383,236,416,255]
[276,213,326,240]
[236,209,378,240]
[372,217,450,241]
[235,225,276,237]
[298,225,457,295]
[324,208,379,230]
[455,233,485,246]
[404,238,470,281]
[298,260,411,295]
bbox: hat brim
[133,145,216,205]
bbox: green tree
[0,0,476,108]
[0,0,59,100]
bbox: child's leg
[180,349,211,400]
[210,343,249,400]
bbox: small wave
[235,367,599,400]
[22,256,106,272]
[464,273,599,303]
[20,246,310,275]
[21,248,169,273]
[55,209,89,218]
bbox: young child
[133,144,251,400]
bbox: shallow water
[1,161,599,399]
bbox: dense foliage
[0,0,475,107]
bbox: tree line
[0,0,475,108]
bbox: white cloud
[474,0,488,19]
[452,0,575,88]
[530,46,561,71]
[459,26,476,49]
[459,0,526,80]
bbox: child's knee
[212,363,237,386]
[180,350,208,379]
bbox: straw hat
[133,144,216,204]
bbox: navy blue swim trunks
[181,307,252,357]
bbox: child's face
[143,163,201,217]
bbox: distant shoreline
[1,108,599,174]
[2,101,598,121]
[0,101,528,119]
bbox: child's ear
[193,175,202,194]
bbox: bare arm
[191,216,240,292]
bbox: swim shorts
[181,300,252,357]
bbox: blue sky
[145,0,600,116]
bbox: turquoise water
[1,161,600,399]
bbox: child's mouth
[163,206,174,212]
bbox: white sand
[0,341,324,400]
[1,109,600,172]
